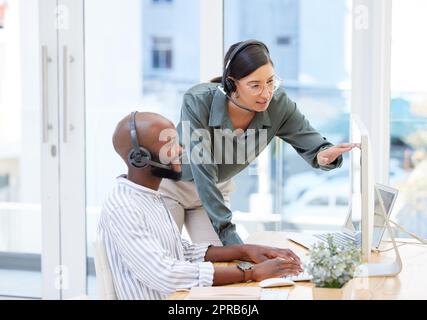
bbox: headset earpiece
[128,146,152,169]
[225,77,236,93]
[127,111,173,170]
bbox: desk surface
[168,231,427,300]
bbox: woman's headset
[221,40,270,94]
[127,111,172,170]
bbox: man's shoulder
[102,184,156,215]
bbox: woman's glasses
[239,76,282,96]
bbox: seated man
[98,111,302,300]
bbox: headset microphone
[217,86,254,113]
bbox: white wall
[391,0,427,93]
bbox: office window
[336,196,349,207]
[390,0,427,238]
[276,36,291,46]
[0,174,9,201]
[84,0,200,298]
[307,197,329,207]
[152,37,173,70]
[225,0,352,233]
[0,1,42,298]
[0,45,3,104]
[0,0,7,29]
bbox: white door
[39,0,62,300]
[40,0,86,299]
[56,0,86,299]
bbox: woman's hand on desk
[241,244,301,265]
[317,143,359,166]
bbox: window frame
[352,0,392,184]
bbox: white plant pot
[312,281,353,300]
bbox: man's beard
[151,166,182,181]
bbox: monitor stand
[355,185,402,277]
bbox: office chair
[93,239,118,300]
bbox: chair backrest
[93,239,118,300]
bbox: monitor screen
[374,188,395,227]
[372,185,399,247]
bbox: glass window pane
[225,0,352,233]
[307,197,329,206]
[336,196,348,207]
[0,1,41,298]
[390,0,427,239]
[84,0,200,298]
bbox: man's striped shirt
[98,175,214,300]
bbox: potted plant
[304,234,362,300]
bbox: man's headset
[127,111,172,170]
[218,40,270,112]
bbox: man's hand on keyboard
[252,258,303,282]
[241,244,302,266]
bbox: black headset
[127,111,172,170]
[221,40,270,94]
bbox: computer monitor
[350,115,375,262]
[286,114,401,276]
[350,115,403,277]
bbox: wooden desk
[169,231,427,300]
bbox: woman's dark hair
[210,40,273,83]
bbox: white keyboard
[314,232,361,247]
[283,271,313,282]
